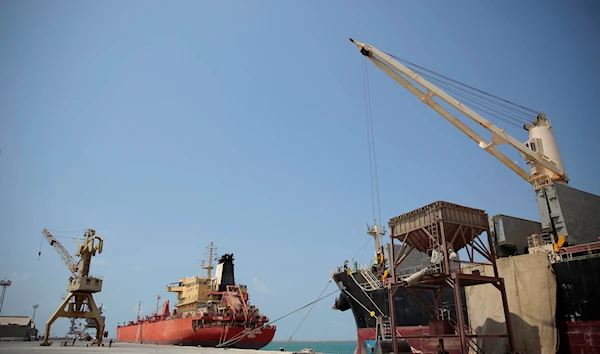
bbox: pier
[0,341,285,354]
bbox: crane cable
[37,230,79,261]
[37,234,44,261]
[362,57,382,225]
[281,280,332,350]
[381,51,541,130]
[386,52,541,115]
[349,57,385,264]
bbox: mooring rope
[281,280,332,350]
[216,288,340,348]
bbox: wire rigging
[417,72,530,128]
[47,230,83,238]
[216,289,340,348]
[281,280,332,350]
[388,52,541,114]
[352,237,372,262]
[380,51,542,130]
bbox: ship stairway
[377,317,423,353]
[225,285,249,321]
[359,267,382,290]
[377,317,392,341]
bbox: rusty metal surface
[388,201,489,253]
[386,201,516,353]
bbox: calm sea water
[261,341,357,354]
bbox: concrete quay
[0,341,283,354]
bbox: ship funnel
[216,254,235,292]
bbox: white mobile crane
[39,229,106,346]
[349,38,594,252]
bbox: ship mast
[367,223,386,262]
[201,242,218,279]
[155,295,161,315]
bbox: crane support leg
[40,292,105,346]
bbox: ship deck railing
[527,234,600,263]
[527,233,555,250]
[556,241,600,262]
[358,266,383,290]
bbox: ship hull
[553,257,600,354]
[333,270,464,354]
[334,256,600,354]
[356,327,462,354]
[116,317,276,349]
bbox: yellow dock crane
[39,228,106,346]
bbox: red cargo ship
[117,243,276,348]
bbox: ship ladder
[376,317,423,354]
[376,317,390,341]
[427,208,442,264]
[359,267,382,290]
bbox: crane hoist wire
[37,230,80,260]
[347,57,383,264]
[362,57,382,225]
[382,51,541,129]
[349,57,388,264]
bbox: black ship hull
[332,268,467,354]
[333,256,600,354]
[553,257,600,353]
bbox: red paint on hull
[557,321,600,354]
[357,327,461,354]
[356,321,600,353]
[116,318,276,349]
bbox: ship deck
[0,340,285,354]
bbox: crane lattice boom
[42,229,79,277]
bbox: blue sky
[1,0,599,341]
